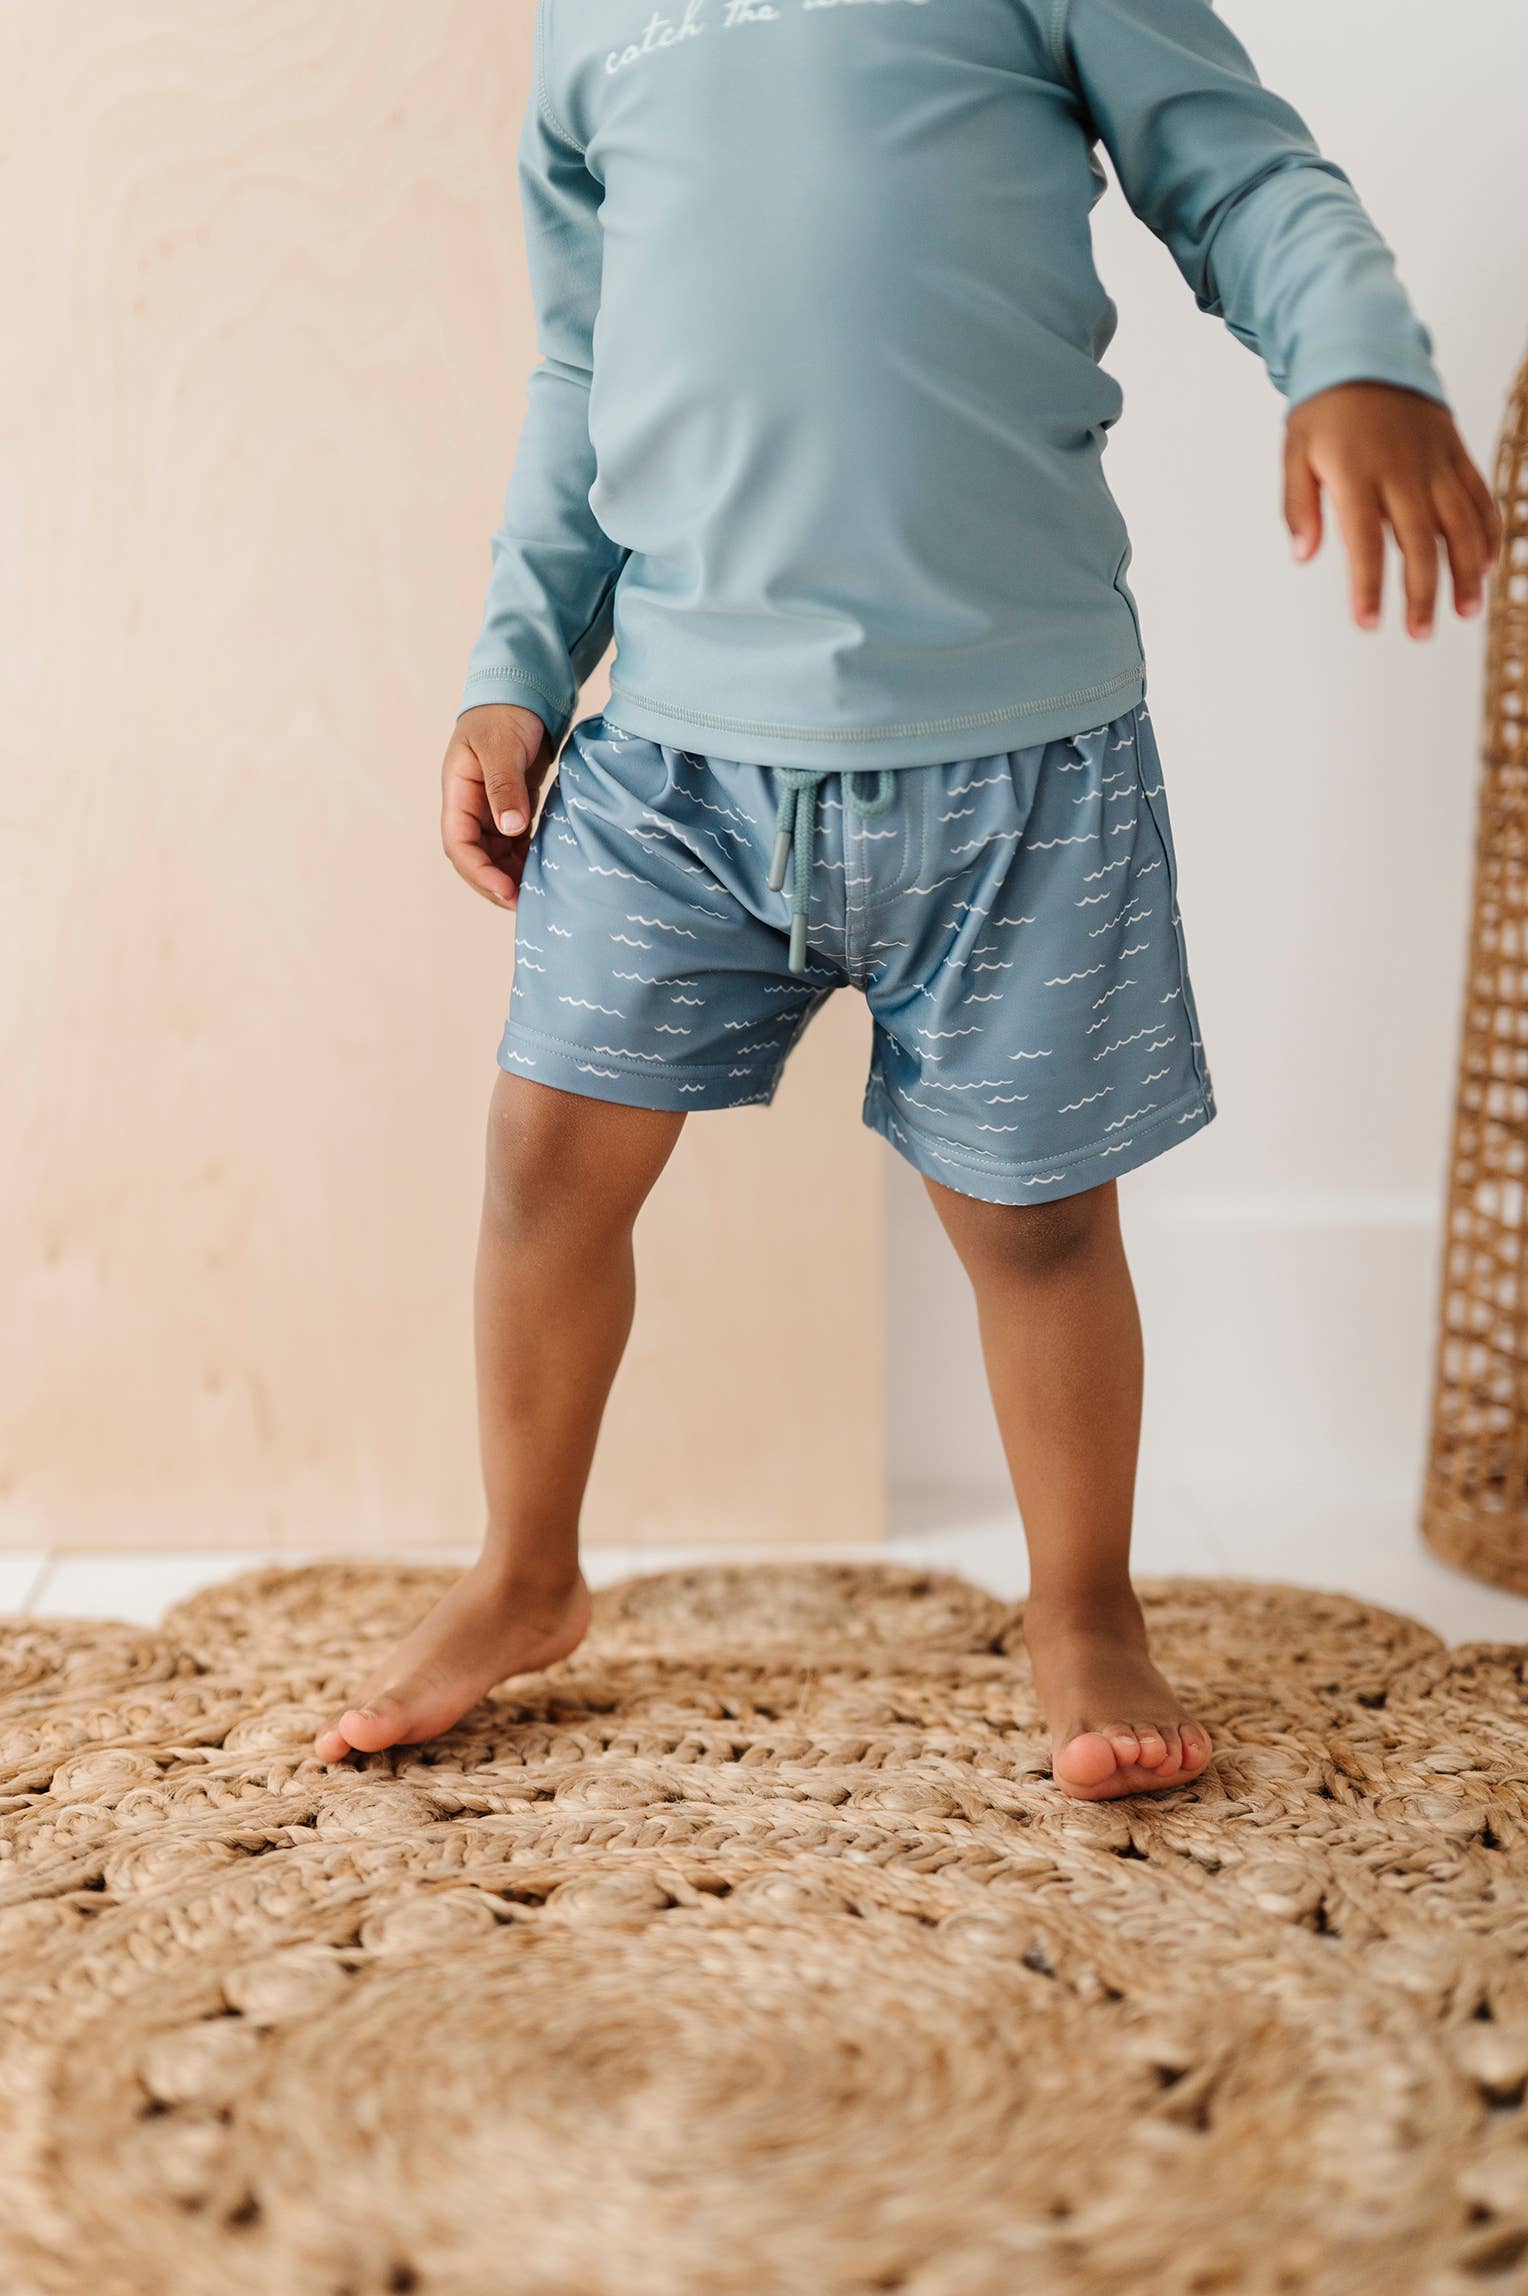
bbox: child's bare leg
[924,1175,1212,1800]
[315,1075,683,1761]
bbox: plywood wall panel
[1,3,884,1553]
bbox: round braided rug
[1,1562,1526,2296]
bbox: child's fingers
[438,728,535,908]
[1330,480,1386,630]
[440,778,497,869]
[482,753,532,838]
[440,780,521,909]
[1432,468,1490,620]
[1283,442,1323,561]
[451,839,521,910]
[1456,451,1505,569]
[1383,490,1440,639]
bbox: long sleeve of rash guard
[1054,0,1446,410]
[457,23,628,738]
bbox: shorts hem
[497,1021,785,1112]
[862,1076,1217,1204]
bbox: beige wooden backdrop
[1,2,884,1553]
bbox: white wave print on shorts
[497,703,1215,1206]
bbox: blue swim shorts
[499,705,1216,1204]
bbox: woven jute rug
[1,1562,1526,2296]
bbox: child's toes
[1054,1729,1122,1792]
[1105,1725,1141,1766]
[1153,1723,1184,1775]
[334,1693,414,1753]
[1179,1722,1213,1776]
[313,1692,414,1762]
[313,1720,356,1764]
[1132,1724,1169,1768]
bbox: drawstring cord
[766,766,897,973]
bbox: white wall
[890,0,1528,1527]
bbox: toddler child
[317,0,1499,1796]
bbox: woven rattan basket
[1423,344,1528,1591]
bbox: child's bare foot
[1022,1590,1213,1801]
[313,1559,591,1763]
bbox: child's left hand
[1284,382,1502,638]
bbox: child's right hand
[441,703,556,909]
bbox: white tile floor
[10,1492,1528,1643]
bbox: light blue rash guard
[459,0,1446,771]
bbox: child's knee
[954,1183,1115,1285]
[483,1072,674,1242]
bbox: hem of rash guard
[602,661,1145,772]
[497,1021,788,1112]
[458,668,572,733]
[1282,345,1450,414]
[861,1075,1217,1206]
